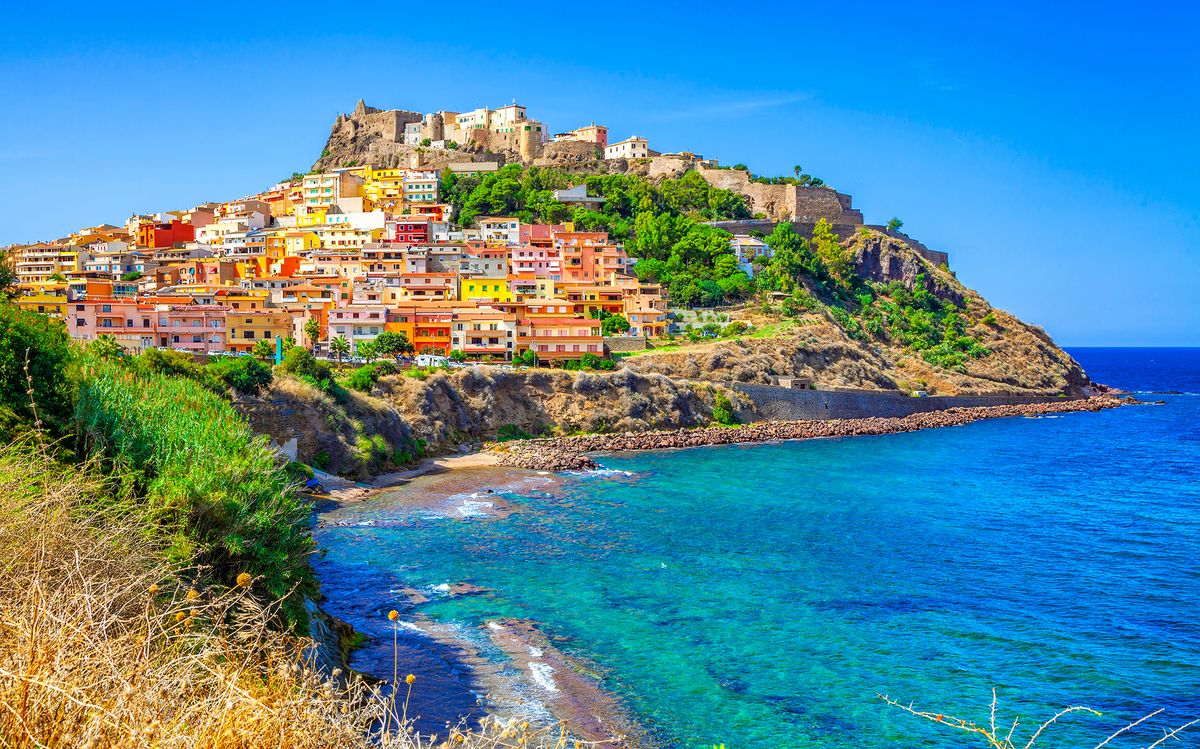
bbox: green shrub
[496,423,533,442]
[346,365,377,392]
[722,321,749,337]
[74,360,316,629]
[0,304,72,432]
[712,392,737,425]
[312,451,330,471]
[132,348,202,379]
[283,461,314,483]
[208,356,273,394]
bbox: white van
[414,354,450,368]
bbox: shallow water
[315,348,1200,747]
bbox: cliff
[624,231,1089,397]
[237,368,746,478]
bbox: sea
[313,348,1200,748]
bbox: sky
[2,2,1197,346]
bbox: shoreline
[313,462,645,745]
[492,394,1136,471]
[311,392,1136,743]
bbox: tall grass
[74,358,316,628]
[0,441,609,749]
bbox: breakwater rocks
[493,395,1133,470]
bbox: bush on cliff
[209,355,273,394]
[74,358,316,628]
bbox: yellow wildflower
[388,610,399,621]
[405,673,416,685]
[236,572,252,588]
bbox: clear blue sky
[3,2,1197,345]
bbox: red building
[392,216,430,245]
[136,219,195,248]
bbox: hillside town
[6,129,685,363]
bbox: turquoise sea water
[315,349,1200,747]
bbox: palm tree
[793,164,802,179]
[304,317,321,351]
[329,336,350,369]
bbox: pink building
[68,299,158,352]
[510,244,561,276]
[158,305,229,353]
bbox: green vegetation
[496,423,534,441]
[560,352,617,371]
[0,246,17,300]
[373,330,414,358]
[0,304,73,433]
[328,335,350,368]
[208,355,273,394]
[513,348,539,367]
[441,164,754,306]
[711,391,737,425]
[345,360,397,392]
[74,357,316,628]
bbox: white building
[604,136,650,160]
[730,234,772,277]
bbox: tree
[514,348,538,368]
[887,217,904,233]
[328,336,350,369]
[304,317,321,351]
[251,338,274,361]
[209,356,273,394]
[449,349,468,362]
[121,270,143,282]
[0,304,71,431]
[812,219,855,287]
[0,247,16,300]
[601,314,631,336]
[373,330,414,358]
[793,164,802,178]
[357,339,379,363]
[90,335,126,361]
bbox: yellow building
[284,231,321,256]
[460,277,512,303]
[214,287,271,311]
[227,310,296,354]
[15,281,68,317]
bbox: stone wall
[695,167,863,225]
[734,383,1070,421]
[604,337,650,353]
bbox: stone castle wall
[695,167,863,225]
[734,383,1068,420]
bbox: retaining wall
[734,383,1071,421]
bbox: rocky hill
[237,368,745,478]
[624,231,1089,396]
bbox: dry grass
[880,689,1198,749]
[0,441,609,749]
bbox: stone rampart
[734,383,1070,421]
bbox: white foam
[432,583,451,593]
[527,645,543,658]
[455,498,495,517]
[528,662,558,693]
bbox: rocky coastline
[493,395,1134,471]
